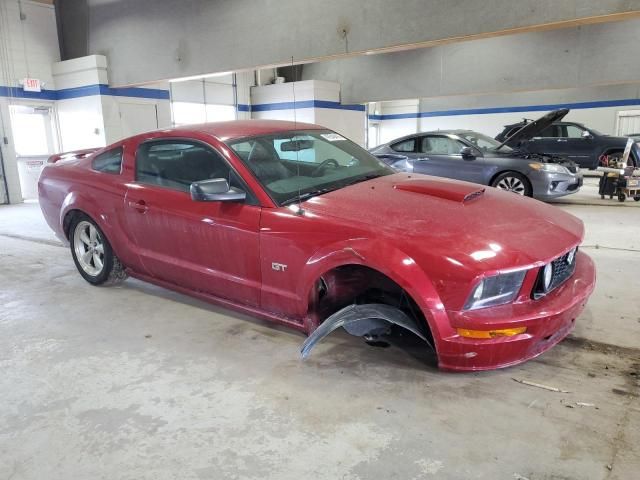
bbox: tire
[491,172,533,197]
[634,196,640,202]
[69,213,128,286]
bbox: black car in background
[495,109,639,169]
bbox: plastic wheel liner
[300,303,431,359]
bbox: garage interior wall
[169,75,237,126]
[249,80,366,146]
[301,17,640,147]
[0,0,59,204]
[0,0,172,203]
[58,0,640,87]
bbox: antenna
[291,56,304,215]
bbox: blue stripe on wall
[0,83,170,101]
[237,103,251,112]
[0,86,58,101]
[369,98,640,120]
[249,100,366,112]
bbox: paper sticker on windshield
[321,133,346,142]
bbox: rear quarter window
[92,147,123,174]
[391,139,416,153]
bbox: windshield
[227,130,393,205]
[457,131,513,153]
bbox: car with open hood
[370,110,582,201]
[495,109,640,169]
[38,120,596,371]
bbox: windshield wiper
[342,173,385,187]
[280,187,339,206]
[280,174,386,206]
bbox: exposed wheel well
[63,209,84,240]
[308,264,434,346]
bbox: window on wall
[205,104,236,122]
[9,105,58,156]
[172,102,236,126]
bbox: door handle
[128,199,148,213]
[557,139,568,142]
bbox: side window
[565,125,586,138]
[537,125,559,137]
[136,140,231,192]
[92,147,123,174]
[391,139,416,153]
[420,136,465,155]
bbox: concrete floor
[1,186,639,479]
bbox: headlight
[543,263,553,290]
[463,270,527,310]
[529,163,570,174]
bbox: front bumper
[436,251,596,371]
[531,170,583,200]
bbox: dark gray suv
[495,109,639,169]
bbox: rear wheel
[491,172,532,197]
[69,214,127,285]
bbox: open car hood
[497,108,569,149]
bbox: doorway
[9,104,59,200]
[616,110,640,136]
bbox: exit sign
[23,78,41,92]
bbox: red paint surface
[38,120,596,371]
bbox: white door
[616,110,640,136]
[119,102,159,138]
[9,104,59,200]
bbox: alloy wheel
[73,221,105,276]
[496,176,526,195]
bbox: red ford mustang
[38,120,596,371]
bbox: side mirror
[190,178,246,202]
[581,130,593,139]
[460,146,476,158]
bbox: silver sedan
[370,130,582,201]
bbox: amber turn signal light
[457,327,527,339]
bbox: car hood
[302,173,583,275]
[498,108,569,149]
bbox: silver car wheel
[73,221,105,276]
[496,176,526,195]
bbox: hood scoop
[393,178,485,203]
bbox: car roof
[154,120,326,142]
[387,130,475,143]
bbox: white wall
[371,85,640,147]
[53,55,172,149]
[169,75,236,125]
[0,0,60,203]
[250,80,366,146]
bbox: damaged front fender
[300,303,431,359]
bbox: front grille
[532,248,578,299]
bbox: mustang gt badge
[272,262,288,272]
